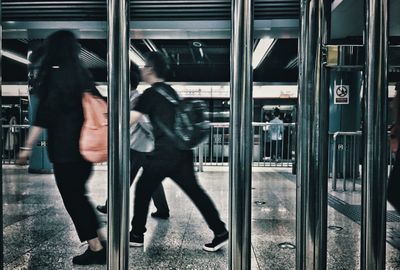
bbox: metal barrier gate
[329,131,395,191]
[194,122,296,168]
[1,124,29,164]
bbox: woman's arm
[16,126,43,165]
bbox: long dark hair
[36,30,85,102]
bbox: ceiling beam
[2,19,299,39]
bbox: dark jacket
[34,66,102,163]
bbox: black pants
[388,150,400,213]
[131,150,226,236]
[53,160,99,242]
[271,140,282,159]
[130,149,169,214]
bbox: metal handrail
[331,131,362,191]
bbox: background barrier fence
[1,124,29,164]
[2,125,396,182]
[194,122,296,168]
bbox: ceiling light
[199,48,204,58]
[252,38,276,69]
[192,41,202,48]
[143,39,159,52]
[2,50,30,65]
[129,46,145,67]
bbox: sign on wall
[334,85,349,104]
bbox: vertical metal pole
[361,0,388,268]
[332,135,337,191]
[199,143,204,172]
[107,0,130,269]
[296,0,330,269]
[0,1,3,268]
[229,0,253,267]
[343,136,347,191]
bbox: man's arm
[130,110,143,125]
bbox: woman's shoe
[72,247,106,265]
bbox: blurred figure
[269,108,284,161]
[17,30,106,265]
[96,63,170,219]
[129,52,228,251]
[388,82,400,213]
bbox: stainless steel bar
[269,130,272,166]
[229,0,253,267]
[352,136,356,191]
[278,127,285,167]
[210,126,214,165]
[216,125,220,165]
[332,134,337,190]
[263,124,266,166]
[361,0,388,268]
[222,127,225,166]
[107,0,130,269]
[199,143,204,172]
[0,5,3,267]
[296,0,330,269]
[343,136,347,191]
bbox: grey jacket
[130,90,155,152]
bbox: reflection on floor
[2,166,400,269]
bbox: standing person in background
[269,108,284,161]
[96,63,170,219]
[388,82,400,213]
[129,52,228,251]
[17,30,106,265]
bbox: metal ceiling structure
[2,0,299,21]
[1,0,399,84]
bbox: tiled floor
[2,166,400,269]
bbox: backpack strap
[153,85,180,105]
[152,85,183,145]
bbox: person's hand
[16,148,31,165]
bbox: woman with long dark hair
[17,30,106,265]
[388,82,400,213]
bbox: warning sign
[334,85,349,104]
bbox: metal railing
[330,131,362,191]
[3,123,296,167]
[329,130,396,191]
[2,124,30,164]
[194,122,296,168]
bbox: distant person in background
[269,108,284,161]
[96,63,170,219]
[17,30,106,265]
[388,82,400,213]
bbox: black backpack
[154,86,210,150]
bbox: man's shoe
[151,211,170,220]
[203,231,229,252]
[72,247,106,265]
[129,233,144,247]
[96,205,107,214]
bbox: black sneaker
[96,205,107,214]
[72,247,106,265]
[203,231,229,252]
[151,211,170,220]
[129,233,144,247]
